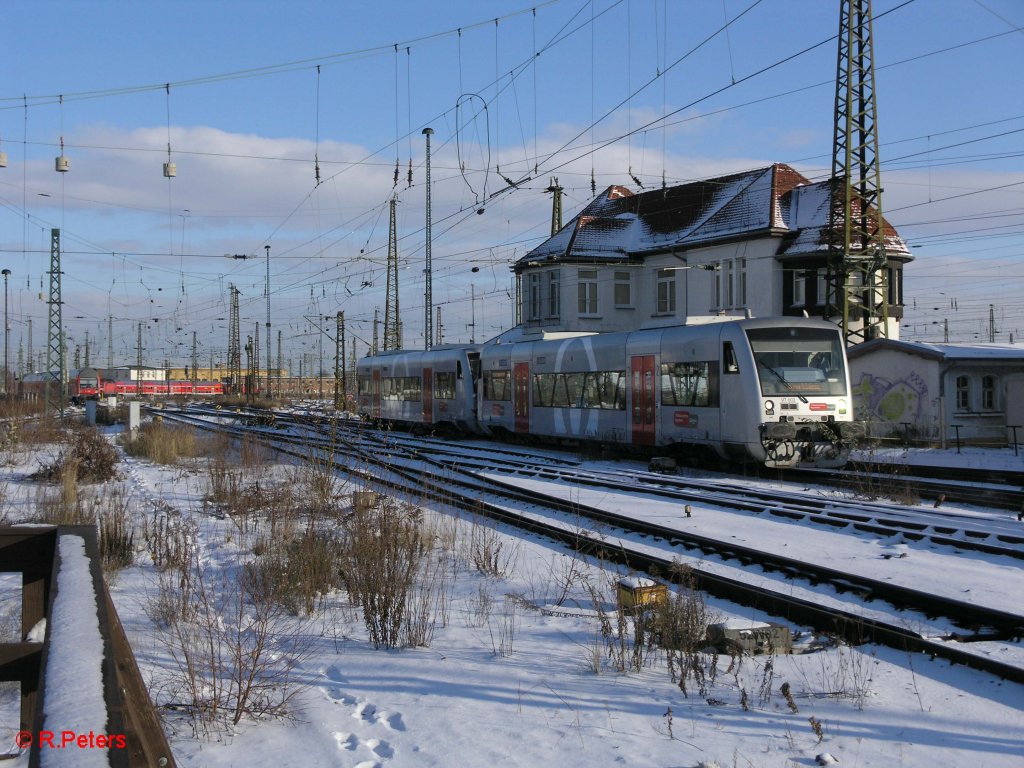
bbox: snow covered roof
[848,338,1024,362]
[516,163,911,269]
[776,180,911,260]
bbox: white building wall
[849,349,941,440]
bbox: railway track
[784,462,1024,512]
[153,405,1024,684]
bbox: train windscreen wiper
[757,362,808,403]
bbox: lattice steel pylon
[827,0,889,345]
[46,229,65,418]
[383,196,402,350]
[228,284,241,395]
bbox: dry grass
[121,420,201,464]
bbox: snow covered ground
[1,423,1022,768]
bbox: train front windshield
[745,327,847,397]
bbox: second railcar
[356,344,483,433]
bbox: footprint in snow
[366,739,394,759]
[380,711,406,731]
[353,701,378,723]
[332,732,358,751]
[322,666,357,705]
[324,664,346,683]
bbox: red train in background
[19,367,224,403]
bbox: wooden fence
[0,525,175,767]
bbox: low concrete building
[847,339,1024,447]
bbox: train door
[719,340,744,444]
[371,369,381,418]
[513,362,530,433]
[630,355,656,446]
[422,368,433,424]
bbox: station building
[514,163,912,339]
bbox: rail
[0,526,175,767]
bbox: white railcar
[357,317,860,468]
[356,344,483,433]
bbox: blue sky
[1,0,1022,370]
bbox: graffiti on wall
[852,370,929,425]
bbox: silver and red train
[356,317,864,469]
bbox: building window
[736,257,747,306]
[955,374,970,411]
[887,266,903,306]
[714,258,746,309]
[528,273,542,320]
[792,270,806,306]
[614,271,632,307]
[547,270,560,318]
[656,268,676,314]
[723,260,734,307]
[816,269,829,306]
[578,268,599,315]
[982,375,996,410]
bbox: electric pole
[828,0,890,345]
[422,127,434,350]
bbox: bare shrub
[802,635,876,709]
[31,426,119,484]
[0,421,21,465]
[585,578,656,674]
[467,516,517,578]
[653,565,721,697]
[487,599,518,658]
[151,552,309,732]
[247,524,346,615]
[239,434,271,469]
[341,498,432,649]
[31,463,94,526]
[142,507,197,571]
[98,485,136,574]
[295,446,346,516]
[466,582,494,628]
[206,453,245,509]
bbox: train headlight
[838,398,848,415]
[764,400,775,415]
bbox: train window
[661,362,717,407]
[723,342,739,374]
[382,376,422,401]
[532,371,625,409]
[532,374,554,407]
[484,370,512,401]
[434,372,456,400]
[746,327,848,396]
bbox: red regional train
[19,367,224,402]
